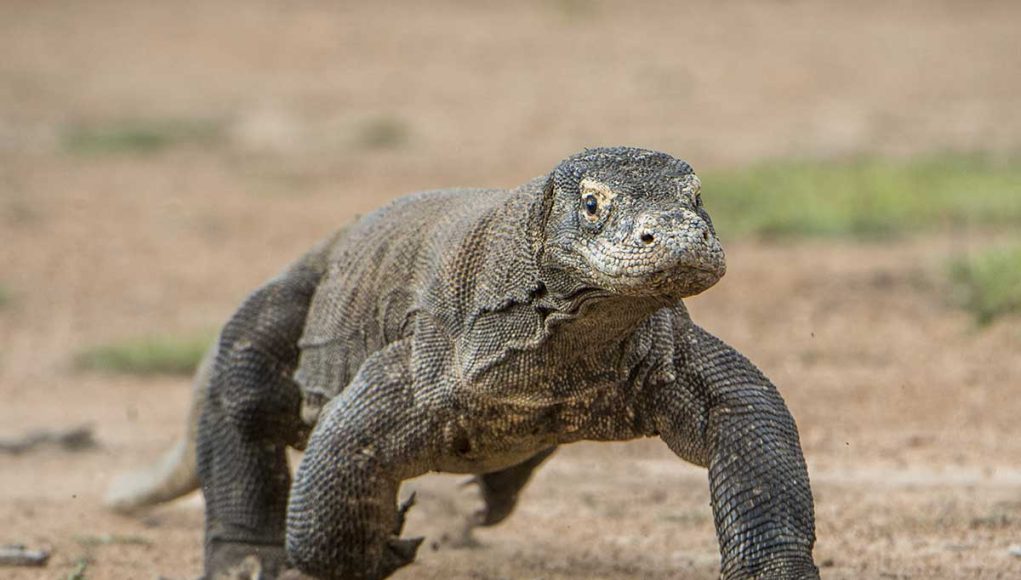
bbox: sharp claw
[393,491,417,535]
[399,491,417,513]
[378,536,424,577]
[386,536,424,566]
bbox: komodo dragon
[106,147,818,579]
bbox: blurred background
[1,1,1019,578]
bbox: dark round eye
[583,194,599,215]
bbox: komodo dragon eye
[579,178,613,223]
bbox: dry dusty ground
[1,1,1020,578]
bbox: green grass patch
[550,0,600,21]
[75,332,214,376]
[703,155,1021,238]
[0,284,11,308]
[354,116,410,150]
[62,118,224,155]
[949,245,1021,324]
[67,556,91,580]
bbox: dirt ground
[2,1,1020,578]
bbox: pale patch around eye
[678,174,702,206]
[579,178,616,222]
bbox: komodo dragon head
[539,146,726,299]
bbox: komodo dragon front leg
[286,338,431,580]
[646,320,818,580]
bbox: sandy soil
[1,1,1019,578]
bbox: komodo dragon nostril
[702,229,710,243]
[640,232,655,245]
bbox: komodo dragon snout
[541,148,726,299]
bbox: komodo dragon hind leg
[471,446,556,527]
[197,260,323,579]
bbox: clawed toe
[380,536,424,576]
[393,492,417,535]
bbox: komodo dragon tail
[104,342,216,513]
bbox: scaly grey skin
[121,147,817,579]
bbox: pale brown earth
[1,1,1020,578]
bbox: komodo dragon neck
[456,185,675,375]
[532,281,672,353]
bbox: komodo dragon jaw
[107,146,817,580]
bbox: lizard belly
[433,447,548,475]
[432,392,564,474]
[432,379,644,475]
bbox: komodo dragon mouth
[576,239,726,298]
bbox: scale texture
[111,147,818,579]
